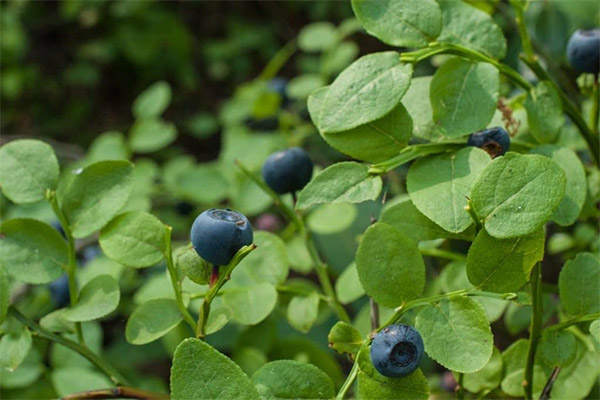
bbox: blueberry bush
[1,1,599,400]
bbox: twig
[523,263,543,399]
[370,298,379,331]
[540,367,561,400]
[61,387,169,400]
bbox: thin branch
[540,367,561,400]
[370,298,379,331]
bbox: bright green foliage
[0,266,8,324]
[500,339,546,398]
[132,81,172,119]
[170,338,260,400]
[175,246,210,285]
[0,328,32,372]
[85,132,129,165]
[328,321,363,356]
[298,22,338,52]
[538,330,577,368]
[51,368,113,397]
[591,320,600,353]
[0,218,67,284]
[463,347,503,393]
[287,292,320,333]
[251,360,335,400]
[551,340,600,399]
[351,0,441,47]
[401,76,443,141]
[559,252,600,316]
[40,309,75,334]
[471,152,566,238]
[287,74,326,100]
[525,81,564,144]
[99,211,166,268]
[232,231,289,286]
[307,203,357,235]
[356,223,425,307]
[0,139,59,203]
[126,298,183,345]
[407,147,491,233]
[64,275,120,322]
[335,262,365,304]
[415,296,493,373]
[222,283,278,326]
[129,118,177,153]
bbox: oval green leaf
[525,81,563,144]
[287,292,320,334]
[222,283,278,326]
[129,118,177,154]
[0,328,32,372]
[132,81,172,119]
[126,298,183,345]
[64,275,120,322]
[558,252,600,316]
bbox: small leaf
[467,228,545,293]
[296,162,382,210]
[62,160,134,238]
[170,338,260,400]
[352,0,441,47]
[175,245,210,285]
[525,81,563,144]
[99,211,166,268]
[318,52,413,133]
[538,330,577,368]
[132,81,172,119]
[85,131,129,165]
[222,283,278,326]
[356,223,425,307]
[335,262,365,305]
[251,360,335,400]
[0,139,59,203]
[328,321,363,356]
[298,22,339,52]
[415,296,493,373]
[129,118,177,153]
[558,252,600,316]
[39,309,75,334]
[287,75,326,100]
[232,231,289,287]
[0,328,32,371]
[287,292,320,333]
[470,152,566,238]
[463,347,503,393]
[307,203,358,235]
[126,298,183,345]
[63,275,120,322]
[0,218,67,284]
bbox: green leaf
[538,329,577,368]
[437,0,507,59]
[463,347,502,393]
[63,275,120,322]
[85,131,129,165]
[251,360,335,400]
[466,228,545,293]
[0,346,43,389]
[287,292,320,333]
[407,148,491,233]
[401,76,444,141]
[232,231,289,287]
[591,320,600,353]
[39,309,75,334]
[430,58,499,138]
[99,211,166,268]
[558,252,600,316]
[356,223,425,307]
[335,262,365,305]
[500,339,547,398]
[328,321,363,356]
[222,283,278,326]
[310,85,413,163]
[0,139,59,203]
[524,81,563,144]
[129,118,177,153]
[0,265,8,324]
[286,236,312,274]
[415,296,493,373]
[62,160,134,238]
[552,339,600,399]
[296,162,382,210]
[298,22,339,52]
[351,0,441,47]
[287,74,326,100]
[175,163,230,205]
[126,298,183,345]
[0,218,67,284]
[321,42,359,78]
[307,203,358,235]
[51,367,113,398]
[531,145,586,226]
[171,338,260,400]
[381,198,475,242]
[175,245,210,285]
[132,81,172,119]
[0,328,32,371]
[470,152,566,238]
[318,52,413,133]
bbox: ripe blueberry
[370,324,424,378]
[190,209,253,266]
[566,29,600,74]
[467,126,510,158]
[261,147,313,194]
[49,275,70,308]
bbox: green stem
[510,0,535,60]
[369,142,465,175]
[591,77,599,135]
[8,306,129,386]
[419,247,465,261]
[523,263,543,400]
[457,372,465,400]
[46,190,84,344]
[465,197,482,233]
[548,313,600,331]
[258,39,297,81]
[336,358,359,400]
[164,226,197,334]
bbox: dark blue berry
[566,29,600,74]
[370,324,424,378]
[261,147,313,194]
[467,127,510,158]
[190,209,253,266]
[49,275,70,308]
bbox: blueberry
[190,209,253,266]
[261,147,314,194]
[49,275,70,308]
[370,324,424,378]
[566,29,600,74]
[467,127,510,158]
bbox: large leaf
[467,228,545,293]
[430,58,499,138]
[62,160,133,238]
[558,252,600,316]
[437,0,507,59]
[251,360,335,400]
[0,218,67,284]
[132,81,171,119]
[99,211,166,268]
[0,328,32,371]
[0,139,59,203]
[296,162,382,210]
[126,298,183,345]
[356,223,425,307]
[222,283,278,326]
[407,147,491,233]
[470,152,566,238]
[170,338,260,400]
[63,275,120,322]
[351,0,441,47]
[318,52,413,133]
[401,76,443,141]
[415,296,493,373]
[524,81,563,144]
[531,145,586,226]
